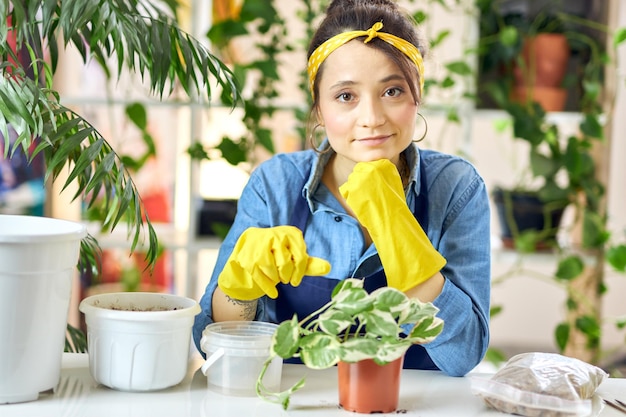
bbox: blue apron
[276,154,438,370]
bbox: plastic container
[79,292,200,392]
[0,215,86,404]
[200,321,282,397]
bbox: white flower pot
[79,292,200,392]
[0,215,86,404]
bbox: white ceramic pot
[0,215,86,404]
[79,292,200,392]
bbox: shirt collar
[303,141,422,206]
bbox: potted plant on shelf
[0,0,240,399]
[476,0,609,252]
[476,0,626,366]
[255,278,444,413]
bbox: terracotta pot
[338,357,403,414]
[511,33,570,111]
[513,33,569,88]
[510,85,568,112]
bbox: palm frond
[28,0,240,104]
[0,71,159,264]
[0,0,242,270]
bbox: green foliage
[474,0,626,364]
[255,278,443,410]
[187,0,291,167]
[65,323,87,353]
[1,0,240,269]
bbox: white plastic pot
[79,292,200,392]
[0,214,86,404]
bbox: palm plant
[1,0,239,266]
[0,0,241,349]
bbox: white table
[1,353,625,416]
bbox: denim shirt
[193,143,491,377]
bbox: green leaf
[555,256,585,281]
[408,316,444,343]
[339,338,379,362]
[362,310,400,338]
[255,127,275,154]
[299,333,341,369]
[582,209,607,248]
[580,114,603,139]
[317,310,354,335]
[514,230,541,253]
[440,76,455,88]
[125,102,148,130]
[607,244,626,272]
[370,286,409,313]
[400,298,440,324]
[430,29,450,48]
[445,61,473,76]
[187,142,210,160]
[271,316,300,359]
[207,20,248,48]
[490,305,503,318]
[331,286,372,315]
[484,347,507,365]
[499,26,519,47]
[555,322,570,352]
[613,28,626,47]
[373,340,412,364]
[575,315,601,348]
[216,137,248,166]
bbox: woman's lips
[356,135,391,145]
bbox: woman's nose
[357,98,385,127]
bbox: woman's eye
[337,92,353,102]
[385,87,403,97]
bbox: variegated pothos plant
[255,278,444,410]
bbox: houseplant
[1,0,240,351]
[255,278,444,412]
[476,0,626,365]
[476,0,613,252]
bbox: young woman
[193,0,491,377]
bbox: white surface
[1,353,625,416]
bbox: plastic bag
[471,352,608,417]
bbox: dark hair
[305,0,428,148]
[307,0,428,107]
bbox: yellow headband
[307,21,425,98]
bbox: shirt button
[334,216,342,222]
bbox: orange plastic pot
[338,357,404,414]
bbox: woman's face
[316,40,419,168]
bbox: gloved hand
[218,225,331,300]
[339,159,446,292]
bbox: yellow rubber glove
[218,226,331,300]
[339,159,446,292]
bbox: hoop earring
[310,123,332,155]
[413,112,428,143]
